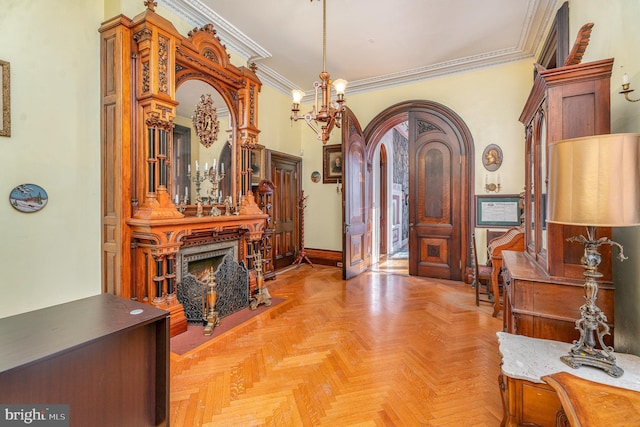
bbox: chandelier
[290,0,347,144]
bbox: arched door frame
[363,100,475,278]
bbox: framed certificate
[476,195,522,227]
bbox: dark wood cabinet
[504,57,615,342]
[0,294,169,427]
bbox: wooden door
[342,107,368,280]
[379,144,388,257]
[269,151,301,270]
[408,111,464,280]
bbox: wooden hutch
[99,2,267,336]
[503,56,615,343]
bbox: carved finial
[249,62,258,73]
[564,22,594,66]
[144,0,157,12]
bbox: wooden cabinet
[519,58,614,281]
[0,294,169,427]
[504,57,615,343]
[502,250,614,344]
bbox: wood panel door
[408,111,465,280]
[269,151,301,270]
[342,107,369,280]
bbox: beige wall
[0,0,103,318]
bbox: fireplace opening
[176,240,249,324]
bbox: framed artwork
[476,194,522,227]
[482,144,503,171]
[0,60,10,137]
[250,144,265,185]
[323,144,342,184]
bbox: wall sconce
[485,174,501,193]
[620,73,640,102]
[336,179,342,194]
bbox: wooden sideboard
[498,332,640,427]
[0,294,169,427]
[501,250,615,344]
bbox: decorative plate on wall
[311,171,321,183]
[9,183,48,213]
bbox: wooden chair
[487,226,525,317]
[472,233,494,306]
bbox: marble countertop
[497,332,640,391]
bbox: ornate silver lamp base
[562,228,626,378]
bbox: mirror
[174,79,233,205]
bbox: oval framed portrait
[9,183,48,213]
[482,144,503,171]
[310,171,321,183]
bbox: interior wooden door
[379,144,388,257]
[269,152,301,270]
[408,111,464,280]
[342,107,369,280]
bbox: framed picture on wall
[323,144,342,184]
[0,60,10,137]
[475,194,522,227]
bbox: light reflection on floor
[369,255,409,275]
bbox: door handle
[344,223,350,233]
[409,223,414,227]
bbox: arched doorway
[364,101,474,280]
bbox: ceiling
[164,0,559,100]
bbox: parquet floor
[170,264,504,426]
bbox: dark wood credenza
[501,250,615,343]
[0,294,169,427]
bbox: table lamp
[547,133,640,378]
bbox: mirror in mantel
[174,79,234,206]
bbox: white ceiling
[165,0,559,100]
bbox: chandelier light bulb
[333,79,348,96]
[291,89,305,104]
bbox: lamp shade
[548,133,640,227]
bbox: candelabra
[187,168,206,201]
[206,166,225,216]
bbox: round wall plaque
[482,144,503,171]
[9,183,48,213]
[311,171,321,183]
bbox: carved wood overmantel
[99,2,264,336]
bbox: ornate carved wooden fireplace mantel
[99,1,266,336]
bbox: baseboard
[304,248,342,267]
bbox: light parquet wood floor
[170,264,504,426]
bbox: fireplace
[176,240,249,323]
